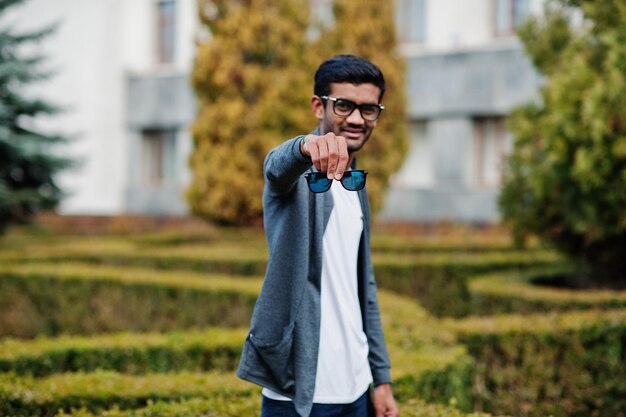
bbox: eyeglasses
[304,170,368,193]
[321,96,384,121]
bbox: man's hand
[300,133,350,180]
[372,383,398,417]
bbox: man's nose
[346,108,365,125]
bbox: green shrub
[0,328,245,376]
[370,230,536,254]
[0,264,260,338]
[499,1,626,286]
[421,309,626,417]
[50,397,499,417]
[0,370,255,417]
[3,239,562,318]
[399,357,476,414]
[470,268,626,315]
[376,290,468,401]
[374,252,564,317]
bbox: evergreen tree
[188,0,315,224]
[0,0,71,233]
[499,1,626,286]
[314,0,409,213]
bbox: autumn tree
[189,0,408,223]
[313,0,408,213]
[0,0,71,233]
[188,0,315,224]
[499,1,626,286]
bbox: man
[237,54,398,417]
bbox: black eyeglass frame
[304,170,368,193]
[320,96,384,121]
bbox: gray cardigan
[236,132,392,417]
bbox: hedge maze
[1,227,625,416]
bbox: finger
[308,138,321,171]
[326,134,339,179]
[334,135,349,180]
[317,135,329,173]
[300,135,310,157]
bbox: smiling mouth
[342,129,365,139]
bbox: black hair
[313,54,386,101]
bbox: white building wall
[425,0,493,50]
[400,0,548,56]
[3,0,199,215]
[4,0,547,220]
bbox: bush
[0,264,259,338]
[499,1,626,286]
[0,289,477,417]
[0,370,255,417]
[420,309,626,417]
[373,252,564,317]
[0,328,245,376]
[469,267,626,315]
[3,236,563,318]
[51,397,498,417]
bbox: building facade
[8,0,545,222]
[383,0,544,222]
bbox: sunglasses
[304,170,368,193]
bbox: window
[141,130,177,186]
[157,0,176,64]
[495,0,531,36]
[396,0,426,42]
[391,121,433,188]
[473,117,508,188]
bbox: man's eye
[335,100,354,112]
[361,106,377,115]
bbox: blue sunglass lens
[341,171,366,191]
[306,173,332,193]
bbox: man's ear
[311,96,324,121]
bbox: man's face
[312,82,382,154]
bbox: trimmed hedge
[51,397,499,417]
[0,328,245,376]
[0,289,484,417]
[1,231,565,319]
[0,287,468,385]
[2,249,565,321]
[469,268,626,315]
[0,240,269,276]
[4,239,562,273]
[0,263,260,338]
[0,370,255,417]
[373,252,564,317]
[418,309,626,417]
[376,290,468,402]
[0,371,498,416]
[0,365,503,417]
[371,229,537,254]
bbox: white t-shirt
[263,181,372,403]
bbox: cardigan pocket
[248,321,296,393]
